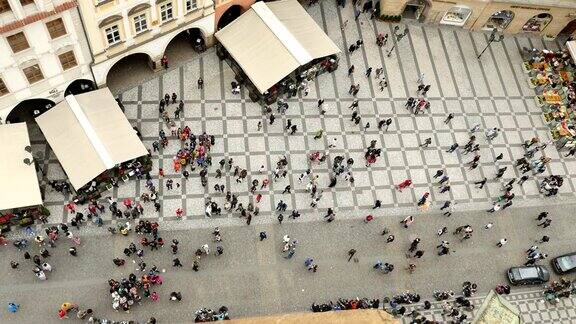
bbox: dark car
[552,252,576,274]
[507,265,550,285]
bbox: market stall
[0,122,46,232]
[35,88,150,203]
[215,0,340,104]
[521,45,576,150]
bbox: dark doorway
[218,5,242,30]
[64,79,97,97]
[559,19,576,35]
[106,53,153,94]
[6,98,56,123]
[165,28,205,59]
[402,0,428,21]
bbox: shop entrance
[522,13,553,33]
[64,79,97,97]
[440,5,472,27]
[401,0,429,21]
[559,19,576,36]
[5,98,55,123]
[483,10,514,31]
[105,53,153,93]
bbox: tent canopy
[0,123,42,210]
[215,0,340,94]
[567,41,576,64]
[36,88,148,190]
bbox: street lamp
[387,26,409,58]
[477,28,504,59]
[23,145,45,175]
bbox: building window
[0,0,11,14]
[105,25,121,45]
[58,51,77,70]
[23,64,44,84]
[160,3,173,22]
[0,78,8,96]
[6,32,30,53]
[46,18,67,39]
[186,0,197,11]
[20,0,35,6]
[133,13,148,34]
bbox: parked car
[552,252,576,274]
[507,265,550,285]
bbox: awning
[567,41,576,63]
[36,88,148,190]
[0,123,42,210]
[215,0,340,94]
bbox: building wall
[0,0,94,121]
[77,0,216,86]
[380,0,576,38]
[214,0,254,29]
[470,2,576,36]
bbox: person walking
[417,73,425,85]
[8,303,19,313]
[259,232,267,241]
[538,219,552,228]
[420,137,432,148]
[365,67,372,77]
[401,215,414,228]
[347,249,357,262]
[497,238,508,247]
[475,178,487,189]
[536,212,548,221]
[444,113,454,124]
[348,65,355,76]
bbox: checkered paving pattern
[27,3,576,226]
[401,290,576,324]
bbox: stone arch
[103,52,154,88]
[401,0,431,22]
[161,26,208,57]
[5,98,55,123]
[217,4,244,30]
[559,19,576,36]
[64,79,97,97]
[483,10,515,31]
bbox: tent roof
[0,123,42,210]
[567,41,576,64]
[215,0,340,94]
[36,88,148,190]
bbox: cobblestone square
[8,2,576,323]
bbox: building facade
[0,0,95,123]
[77,0,215,87]
[381,0,576,38]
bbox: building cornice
[0,1,77,35]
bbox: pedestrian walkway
[29,3,575,228]
[403,289,576,324]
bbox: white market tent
[567,41,576,64]
[0,122,42,210]
[36,88,148,190]
[215,0,340,94]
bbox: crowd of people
[3,0,575,323]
